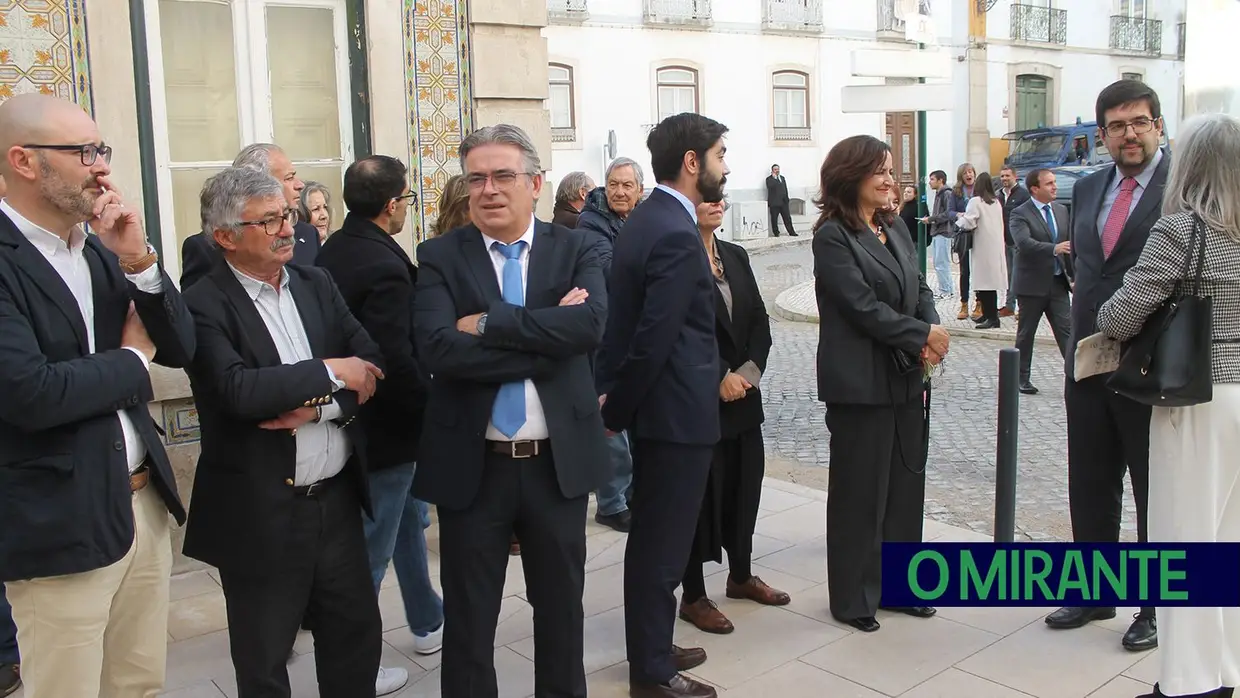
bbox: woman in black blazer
[812,135,951,633]
[677,200,790,635]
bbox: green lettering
[1092,549,1127,602]
[1160,550,1188,601]
[909,551,949,600]
[1024,550,1055,601]
[961,550,1005,600]
[1058,550,1090,601]
[1129,550,1158,601]
[1010,546,1021,599]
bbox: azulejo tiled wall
[0,0,93,112]
[404,0,475,241]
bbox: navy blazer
[596,187,721,446]
[412,219,610,511]
[180,221,321,290]
[0,210,196,582]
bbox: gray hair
[200,167,286,247]
[1162,113,1240,242]
[459,124,542,175]
[605,157,645,190]
[232,143,283,173]
[299,180,332,220]
[555,171,593,206]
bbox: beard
[698,169,726,204]
[1116,138,1151,165]
[38,159,97,222]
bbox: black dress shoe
[630,674,717,698]
[881,605,937,618]
[672,645,707,671]
[0,663,20,698]
[1019,382,1039,394]
[595,510,632,532]
[1044,606,1115,629]
[975,319,1001,329]
[833,614,880,632]
[1123,613,1158,651]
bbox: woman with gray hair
[1097,112,1240,698]
[299,181,333,243]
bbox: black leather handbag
[1106,215,1213,407]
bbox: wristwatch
[477,313,488,335]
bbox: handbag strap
[1175,214,1209,297]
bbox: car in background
[1047,164,1106,216]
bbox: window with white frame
[772,71,809,130]
[656,67,699,120]
[1122,71,1144,81]
[548,64,575,141]
[1119,0,1146,17]
[148,0,353,273]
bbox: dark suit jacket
[926,187,956,238]
[1009,199,1073,297]
[1065,150,1171,380]
[765,175,790,207]
[714,240,771,440]
[180,260,382,573]
[180,221,321,290]
[597,187,721,446]
[999,185,1031,246]
[0,211,196,582]
[412,220,609,511]
[316,214,428,471]
[813,216,939,406]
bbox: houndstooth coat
[1097,210,1240,384]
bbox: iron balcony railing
[877,0,905,34]
[644,0,712,25]
[1010,3,1067,45]
[547,0,588,22]
[1110,15,1163,56]
[763,0,823,31]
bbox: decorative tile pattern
[161,398,201,445]
[0,0,93,113]
[404,0,474,241]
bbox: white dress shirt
[479,216,550,441]
[227,263,350,485]
[1,199,160,473]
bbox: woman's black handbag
[1106,215,1213,407]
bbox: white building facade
[541,0,1187,240]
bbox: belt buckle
[509,440,539,459]
[303,481,323,496]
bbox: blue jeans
[0,584,17,665]
[931,236,954,295]
[596,430,634,516]
[362,463,444,636]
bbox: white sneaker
[375,666,409,696]
[413,623,444,655]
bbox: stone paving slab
[64,480,1161,698]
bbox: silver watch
[477,313,488,335]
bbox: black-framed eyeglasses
[22,143,112,166]
[237,209,299,236]
[394,192,418,207]
[1103,117,1158,138]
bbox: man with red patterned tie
[1044,79,1170,653]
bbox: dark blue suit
[597,186,721,685]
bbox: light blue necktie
[491,241,527,437]
[1043,205,1062,276]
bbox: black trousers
[824,403,926,620]
[977,290,1000,323]
[625,439,712,685]
[438,448,588,698]
[1065,374,1154,617]
[958,246,972,299]
[768,206,795,236]
[1015,275,1071,383]
[218,475,382,698]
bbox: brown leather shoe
[726,575,791,606]
[956,301,968,320]
[679,598,733,634]
[672,645,707,671]
[998,307,1014,318]
[630,674,717,698]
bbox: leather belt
[130,461,150,494]
[487,439,549,459]
[292,475,338,497]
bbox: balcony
[763,0,823,33]
[1110,16,1163,56]
[1177,21,1186,59]
[644,0,712,28]
[774,126,812,142]
[1010,3,1067,46]
[551,127,577,143]
[547,0,588,23]
[876,0,908,39]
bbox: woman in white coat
[954,171,1008,329]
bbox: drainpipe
[128,0,163,255]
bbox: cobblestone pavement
[748,242,1139,543]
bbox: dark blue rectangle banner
[881,543,1240,607]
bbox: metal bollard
[994,347,1020,543]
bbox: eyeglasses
[465,171,531,191]
[1103,117,1157,138]
[394,192,418,207]
[22,143,113,166]
[237,209,299,236]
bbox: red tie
[1101,177,1137,259]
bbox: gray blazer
[1009,198,1072,297]
[1098,211,1240,385]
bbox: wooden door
[884,112,917,187]
[1015,75,1050,130]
